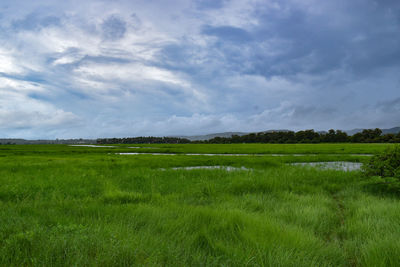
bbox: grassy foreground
[0,144,399,266]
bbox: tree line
[96,129,400,144]
[203,129,400,144]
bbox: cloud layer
[0,0,399,138]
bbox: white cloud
[0,77,80,132]
[0,77,44,93]
[75,63,189,87]
[0,48,24,74]
[0,91,79,129]
[52,55,82,65]
[72,62,209,105]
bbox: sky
[0,0,400,139]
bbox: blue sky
[0,0,399,139]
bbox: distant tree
[335,130,349,142]
[351,132,364,143]
[360,128,382,142]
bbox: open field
[0,144,399,266]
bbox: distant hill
[176,130,291,141]
[346,126,400,136]
[382,127,400,135]
[345,129,364,136]
[176,132,247,141]
[0,139,96,145]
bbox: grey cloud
[12,12,60,31]
[377,97,400,113]
[79,55,132,64]
[202,25,253,43]
[291,106,337,121]
[195,0,227,10]
[193,0,400,80]
[374,0,400,10]
[102,15,127,40]
[130,13,142,29]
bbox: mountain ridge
[345,126,400,136]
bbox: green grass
[0,144,399,266]
[121,142,394,154]
[0,143,392,155]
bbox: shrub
[364,146,400,178]
[363,146,400,193]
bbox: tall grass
[0,143,393,156]
[0,145,399,266]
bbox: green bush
[364,146,400,178]
[363,146,400,193]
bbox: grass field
[0,144,399,266]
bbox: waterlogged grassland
[0,144,399,266]
[123,143,393,154]
[0,143,393,155]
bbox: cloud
[12,12,60,31]
[0,48,23,74]
[194,0,227,10]
[0,78,80,138]
[202,25,252,43]
[101,15,127,40]
[74,62,189,88]
[0,0,399,139]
